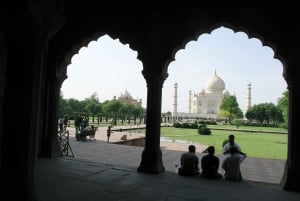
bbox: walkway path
[67,126,285,184]
[34,126,299,201]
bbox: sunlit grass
[160,126,287,160]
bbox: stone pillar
[1,25,39,201]
[137,69,168,173]
[280,40,300,191]
[0,2,66,200]
[38,59,65,158]
[281,76,300,191]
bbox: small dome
[119,90,133,99]
[223,89,230,96]
[205,72,225,92]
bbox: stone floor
[34,126,300,201]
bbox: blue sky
[61,27,287,114]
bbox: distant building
[115,90,142,107]
[173,71,252,121]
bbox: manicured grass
[160,126,287,160]
[207,124,288,133]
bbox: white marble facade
[174,71,230,119]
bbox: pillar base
[281,163,300,192]
[137,149,165,174]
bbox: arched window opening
[59,34,147,167]
[163,26,287,184]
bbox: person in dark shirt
[200,146,222,179]
[178,145,200,176]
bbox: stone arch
[168,23,285,75]
[2,4,300,200]
[163,22,288,181]
[56,32,142,86]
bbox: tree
[245,109,255,122]
[219,95,243,123]
[245,103,284,126]
[67,98,81,111]
[277,90,289,127]
[58,94,72,118]
[84,94,102,115]
[102,99,123,125]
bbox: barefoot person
[107,126,113,143]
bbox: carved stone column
[0,2,65,200]
[137,68,168,173]
[31,0,65,159]
[281,80,300,191]
[280,42,300,192]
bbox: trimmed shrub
[190,123,198,129]
[173,122,181,128]
[198,124,211,135]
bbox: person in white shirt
[223,134,243,155]
[222,146,247,181]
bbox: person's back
[201,146,222,179]
[178,145,199,176]
[222,146,246,181]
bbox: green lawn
[160,126,287,160]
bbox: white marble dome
[223,89,230,96]
[119,90,133,99]
[205,72,225,92]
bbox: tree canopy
[219,95,243,122]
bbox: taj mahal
[173,70,252,120]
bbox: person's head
[108,126,111,129]
[228,134,235,145]
[207,146,215,155]
[188,145,196,153]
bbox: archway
[162,26,287,183]
[2,3,300,201]
[59,34,147,167]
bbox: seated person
[223,134,246,155]
[178,145,200,176]
[200,146,222,179]
[222,146,247,181]
[78,125,96,141]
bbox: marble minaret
[173,83,178,121]
[245,82,252,112]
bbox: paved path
[34,126,298,201]
[66,126,285,184]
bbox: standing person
[107,126,113,143]
[200,146,222,179]
[178,145,200,176]
[223,134,245,155]
[63,117,68,130]
[222,146,247,181]
[74,116,81,141]
[82,117,88,129]
[58,117,64,131]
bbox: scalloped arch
[63,32,105,66]
[61,32,140,75]
[168,23,285,70]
